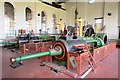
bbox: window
[25,7,33,30]
[25,7,32,21]
[4,2,14,21]
[4,2,16,37]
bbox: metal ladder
[85,44,97,71]
[73,44,97,71]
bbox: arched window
[41,11,47,33]
[4,2,14,21]
[4,2,15,28]
[4,2,15,37]
[25,7,33,30]
[25,7,32,21]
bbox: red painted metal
[39,42,53,62]
[67,53,70,70]
[73,44,87,48]
[93,42,116,63]
[35,43,38,52]
[53,41,67,61]
[20,43,37,54]
[76,54,81,75]
[67,52,91,76]
[67,44,96,76]
[23,44,26,54]
[67,42,116,77]
[19,41,53,62]
[19,41,53,56]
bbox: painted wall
[86,2,104,24]
[0,1,66,38]
[66,2,86,26]
[0,2,5,39]
[0,1,119,40]
[66,2,118,39]
[35,2,66,33]
[0,1,5,47]
[66,2,104,26]
[104,2,118,39]
[13,2,66,33]
[13,2,36,31]
[118,1,120,26]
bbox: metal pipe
[0,42,17,44]
[10,46,62,64]
[83,37,105,47]
[15,52,49,63]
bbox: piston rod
[10,46,62,64]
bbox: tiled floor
[1,47,119,78]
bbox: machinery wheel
[52,41,67,61]
[83,25,95,37]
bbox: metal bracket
[10,62,23,68]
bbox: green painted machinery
[10,36,105,68]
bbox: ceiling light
[89,0,95,3]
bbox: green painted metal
[83,37,105,48]
[96,33,106,38]
[96,33,107,42]
[49,47,62,56]
[94,37,105,47]
[0,41,17,45]
[14,47,62,63]
[15,51,50,63]
[38,35,55,41]
[53,60,66,66]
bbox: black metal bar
[41,1,66,11]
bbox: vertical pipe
[79,19,83,37]
[35,43,38,52]
[67,53,70,70]
[76,55,81,76]
[50,56,52,63]
[23,44,26,54]
[102,0,105,28]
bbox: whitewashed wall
[66,2,119,39]
[0,1,119,40]
[0,1,66,37]
[104,2,118,39]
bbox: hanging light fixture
[88,0,95,4]
[75,0,78,27]
[75,0,78,20]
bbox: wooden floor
[1,47,119,78]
